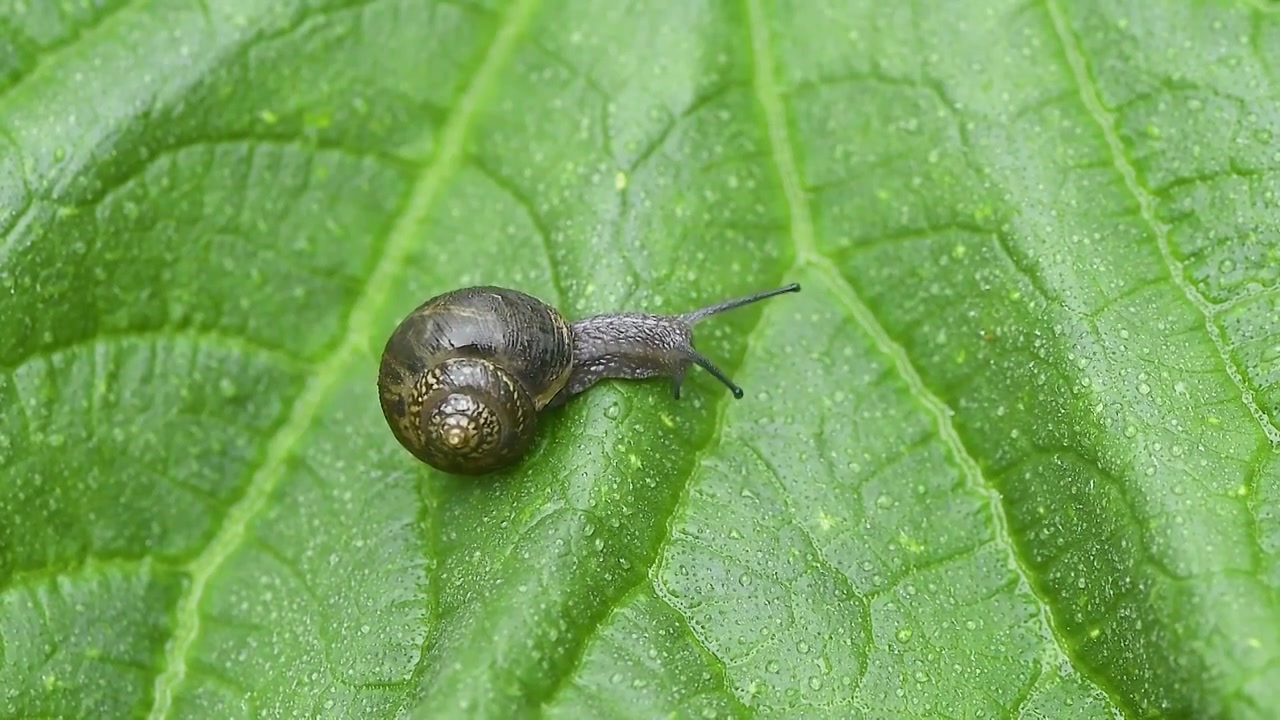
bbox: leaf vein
[0,0,135,103]
[744,0,1089,698]
[469,157,563,307]
[643,585,752,710]
[2,328,305,375]
[743,442,871,693]
[535,265,799,709]
[143,0,542,713]
[1044,0,1280,446]
[536,282,785,706]
[0,556,170,596]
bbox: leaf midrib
[144,0,543,715]
[742,0,1090,704]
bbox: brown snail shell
[377,286,571,475]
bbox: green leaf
[1,0,1277,718]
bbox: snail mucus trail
[377,282,801,475]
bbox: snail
[376,281,800,475]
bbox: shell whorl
[410,356,537,475]
[376,286,573,475]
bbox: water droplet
[808,676,823,690]
[1137,382,1151,395]
[797,640,811,654]
[604,403,621,420]
[738,572,753,587]
[896,627,913,643]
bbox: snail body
[377,282,800,475]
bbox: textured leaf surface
[2,1,1278,718]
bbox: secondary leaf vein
[0,0,136,105]
[743,0,1088,692]
[2,328,304,374]
[144,0,541,714]
[1044,0,1280,446]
